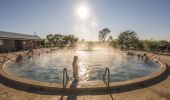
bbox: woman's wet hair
[74,56,78,61]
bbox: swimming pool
[4,50,160,84]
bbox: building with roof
[0,31,41,52]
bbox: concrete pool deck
[0,50,170,100]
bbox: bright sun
[76,5,89,19]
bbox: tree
[136,40,144,50]
[158,40,170,51]
[143,40,159,51]
[112,39,118,48]
[118,30,139,49]
[52,34,63,47]
[63,35,78,47]
[98,31,103,41]
[98,28,111,41]
[80,39,86,43]
[46,34,53,47]
[107,35,113,42]
[45,33,79,48]
[158,40,169,47]
[107,35,114,47]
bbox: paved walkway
[0,52,170,100]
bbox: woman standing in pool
[72,56,79,81]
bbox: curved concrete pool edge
[0,59,168,93]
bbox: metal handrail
[63,68,69,91]
[0,48,9,63]
[5,51,19,62]
[103,67,114,100]
[103,67,110,90]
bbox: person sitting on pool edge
[16,54,23,63]
[72,56,79,81]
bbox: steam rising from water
[5,49,159,83]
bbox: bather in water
[16,54,23,63]
[72,56,79,81]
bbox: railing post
[63,68,65,91]
[103,67,114,99]
[107,68,110,89]
[63,68,69,91]
[103,67,110,90]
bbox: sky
[0,0,170,41]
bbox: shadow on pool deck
[61,80,114,100]
[0,64,169,98]
[63,79,78,100]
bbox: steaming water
[5,50,159,83]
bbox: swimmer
[137,54,140,59]
[144,54,149,62]
[16,54,23,62]
[27,54,32,59]
[72,56,79,81]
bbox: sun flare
[76,5,89,19]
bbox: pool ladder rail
[103,67,114,99]
[103,67,110,90]
[63,67,112,91]
[0,47,18,64]
[63,68,69,91]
